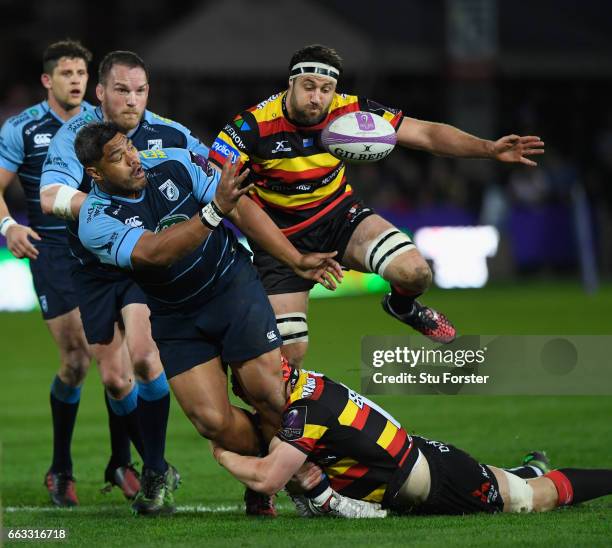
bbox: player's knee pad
[365,228,415,278]
[276,312,308,345]
[503,470,534,513]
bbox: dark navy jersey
[0,100,93,245]
[78,148,244,312]
[40,106,209,266]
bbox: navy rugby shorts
[72,266,147,345]
[150,261,282,379]
[29,245,78,320]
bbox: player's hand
[5,223,41,259]
[293,251,343,290]
[214,156,253,215]
[209,440,226,463]
[492,134,545,166]
[293,461,326,492]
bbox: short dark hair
[288,44,343,76]
[98,50,148,85]
[43,39,92,74]
[75,121,121,167]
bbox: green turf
[1,281,611,546]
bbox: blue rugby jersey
[0,101,93,245]
[78,148,245,311]
[40,106,209,267]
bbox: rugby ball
[321,111,397,163]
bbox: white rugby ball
[321,111,397,163]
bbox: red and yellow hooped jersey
[209,92,403,237]
[276,369,417,504]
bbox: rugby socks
[137,372,170,474]
[104,392,133,468]
[388,285,421,316]
[49,376,81,473]
[545,468,612,506]
[106,384,144,462]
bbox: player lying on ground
[74,121,342,515]
[213,363,612,518]
[209,44,545,366]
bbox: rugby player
[39,51,210,514]
[213,363,612,518]
[73,121,342,515]
[209,44,545,367]
[0,40,138,507]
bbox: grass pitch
[1,281,612,547]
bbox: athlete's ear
[41,73,52,91]
[95,83,104,103]
[85,165,103,183]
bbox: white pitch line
[5,504,292,514]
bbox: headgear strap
[289,61,339,82]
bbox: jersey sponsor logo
[25,119,51,136]
[158,179,179,201]
[300,376,317,399]
[272,140,291,153]
[234,117,251,131]
[223,124,246,150]
[303,138,314,147]
[100,231,119,255]
[366,99,401,116]
[211,138,238,161]
[266,329,278,342]
[67,116,90,134]
[139,149,168,160]
[256,93,281,110]
[33,133,52,147]
[86,201,106,223]
[124,215,143,228]
[280,406,307,441]
[44,155,68,169]
[39,295,48,313]
[147,139,163,150]
[28,108,40,117]
[155,213,189,233]
[9,112,31,127]
[189,152,214,176]
[343,384,402,428]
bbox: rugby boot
[101,462,141,500]
[522,451,552,475]
[132,468,175,516]
[382,294,456,343]
[244,487,277,517]
[44,470,79,507]
[164,463,181,492]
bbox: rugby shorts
[150,259,282,379]
[72,265,146,345]
[29,245,79,320]
[250,198,375,295]
[391,435,504,515]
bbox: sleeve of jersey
[0,118,24,172]
[78,203,145,270]
[359,97,404,131]
[276,400,331,455]
[185,152,221,205]
[40,129,84,189]
[208,115,254,170]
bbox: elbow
[258,478,285,496]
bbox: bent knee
[128,343,161,378]
[388,257,432,293]
[188,407,230,440]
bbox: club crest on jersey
[147,139,163,150]
[155,213,189,233]
[279,406,307,441]
[158,179,179,201]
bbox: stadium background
[1,1,611,546]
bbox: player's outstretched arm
[396,117,545,166]
[40,183,88,221]
[0,167,41,259]
[213,438,307,496]
[131,159,251,268]
[228,195,343,290]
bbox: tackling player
[213,363,612,518]
[39,51,209,514]
[0,40,138,507]
[73,121,341,515]
[209,44,545,368]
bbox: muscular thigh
[45,307,89,358]
[268,292,309,365]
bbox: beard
[289,94,328,126]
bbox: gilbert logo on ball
[321,111,397,163]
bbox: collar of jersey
[92,182,147,203]
[44,101,89,124]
